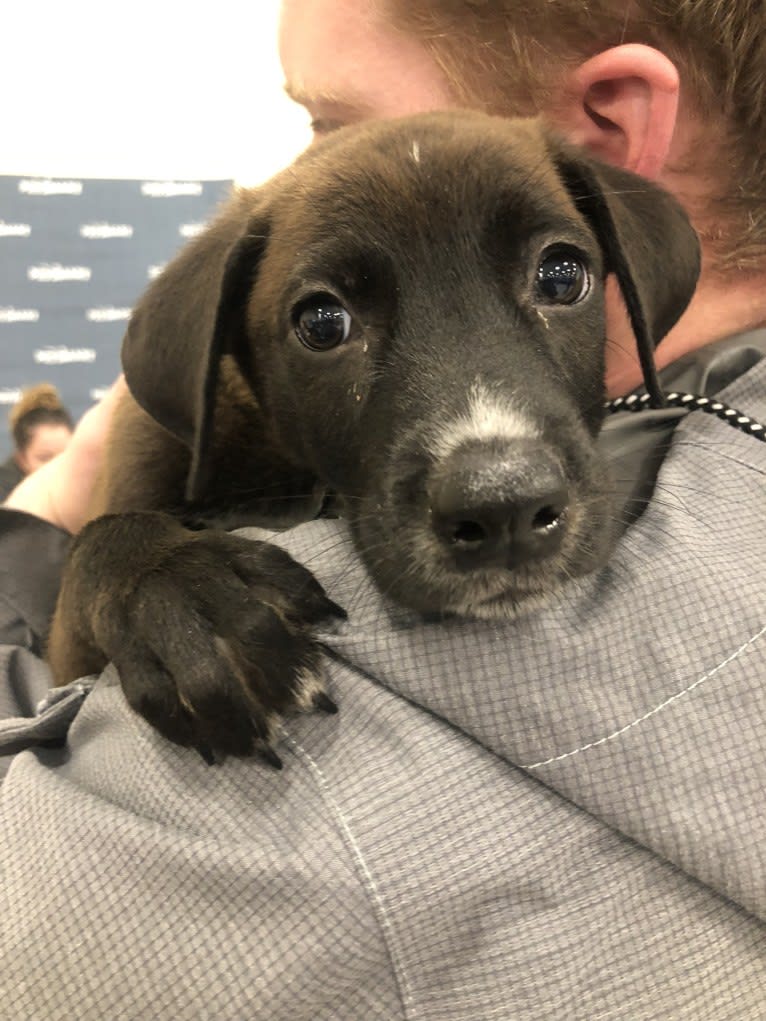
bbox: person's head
[10,384,73,474]
[280,0,766,277]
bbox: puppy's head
[124,112,700,617]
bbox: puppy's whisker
[672,440,766,475]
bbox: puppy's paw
[106,531,344,762]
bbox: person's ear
[555,43,680,180]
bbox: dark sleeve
[0,509,74,774]
[0,459,25,503]
[0,508,71,654]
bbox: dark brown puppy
[48,112,700,760]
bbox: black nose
[430,441,569,569]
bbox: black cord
[606,391,766,442]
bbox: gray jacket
[1,340,765,1020]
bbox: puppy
[48,111,700,760]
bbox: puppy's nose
[430,442,569,569]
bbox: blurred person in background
[0,383,73,501]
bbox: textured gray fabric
[0,647,57,781]
[1,360,765,1019]
[0,679,91,763]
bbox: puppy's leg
[47,611,107,686]
[49,511,343,760]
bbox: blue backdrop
[0,175,232,457]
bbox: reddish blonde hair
[382,0,766,273]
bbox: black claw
[314,692,338,715]
[261,747,284,770]
[196,743,217,766]
[325,599,348,620]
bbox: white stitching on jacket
[282,732,417,1020]
[523,623,766,770]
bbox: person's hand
[3,377,127,534]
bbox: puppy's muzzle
[429,438,568,571]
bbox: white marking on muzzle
[433,382,538,461]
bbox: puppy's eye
[535,248,590,305]
[293,297,352,351]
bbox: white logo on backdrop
[80,223,134,239]
[179,223,205,238]
[34,346,97,365]
[147,264,166,279]
[89,386,111,402]
[0,308,40,323]
[0,389,22,404]
[0,221,31,237]
[18,179,83,196]
[28,264,92,283]
[85,307,131,322]
[141,181,204,197]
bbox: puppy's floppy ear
[122,195,269,500]
[549,135,701,405]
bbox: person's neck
[605,268,766,397]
